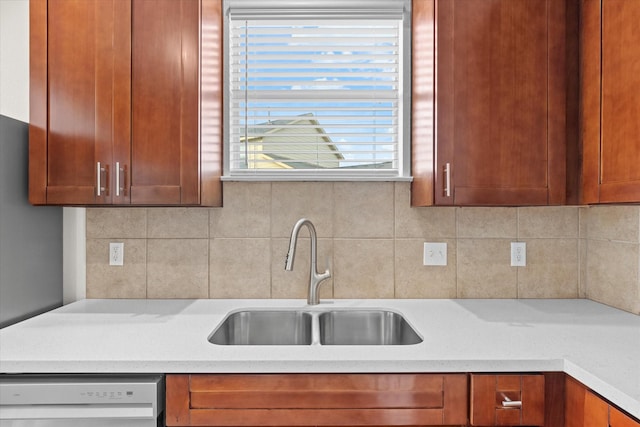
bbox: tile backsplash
[86,182,640,315]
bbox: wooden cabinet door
[29,0,131,205]
[565,375,608,427]
[412,0,572,206]
[610,407,640,427]
[130,0,200,205]
[581,0,640,203]
[564,375,640,427]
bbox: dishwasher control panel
[0,374,164,412]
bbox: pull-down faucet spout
[285,218,331,305]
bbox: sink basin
[209,308,422,346]
[209,310,312,345]
[319,310,422,345]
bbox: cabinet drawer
[470,374,545,426]
[167,373,468,426]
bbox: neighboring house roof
[244,113,344,169]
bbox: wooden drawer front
[190,374,443,409]
[167,374,467,426]
[470,374,544,426]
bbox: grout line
[454,207,459,298]
[516,208,520,299]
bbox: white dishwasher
[0,375,164,427]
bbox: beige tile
[518,207,579,238]
[210,238,271,298]
[457,208,517,238]
[147,239,209,298]
[395,183,456,238]
[147,208,209,238]
[586,240,640,314]
[271,182,334,238]
[395,239,456,298]
[333,239,394,298]
[271,238,333,299]
[86,239,147,298]
[86,208,146,238]
[334,182,394,238]
[210,182,271,238]
[517,239,579,298]
[457,239,517,298]
[585,205,640,242]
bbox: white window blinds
[227,2,407,179]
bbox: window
[224,0,411,180]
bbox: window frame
[221,0,413,182]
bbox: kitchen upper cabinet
[166,373,468,426]
[29,0,222,206]
[29,0,130,205]
[412,0,578,206]
[580,0,640,203]
[565,375,640,427]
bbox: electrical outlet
[423,242,447,266]
[511,242,526,267]
[109,242,124,266]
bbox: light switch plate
[423,242,447,266]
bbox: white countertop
[0,298,639,418]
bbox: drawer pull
[501,396,522,409]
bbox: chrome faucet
[285,218,331,305]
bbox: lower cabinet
[166,373,638,427]
[165,373,468,426]
[565,375,640,427]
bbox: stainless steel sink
[318,310,422,345]
[209,308,422,346]
[208,310,312,345]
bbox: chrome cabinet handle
[117,163,128,197]
[97,162,101,196]
[501,396,522,408]
[96,162,109,197]
[116,162,127,197]
[443,162,451,197]
[116,161,120,197]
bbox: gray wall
[0,115,63,327]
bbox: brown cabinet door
[130,0,200,205]
[610,407,640,427]
[556,375,640,427]
[29,0,131,205]
[427,0,569,206]
[565,375,609,427]
[581,0,640,203]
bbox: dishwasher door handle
[0,404,154,420]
